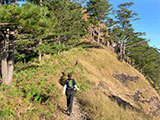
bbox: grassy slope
[54,47,159,120]
[0,45,159,120]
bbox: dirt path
[64,97,89,120]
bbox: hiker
[63,73,79,116]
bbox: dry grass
[41,46,159,120]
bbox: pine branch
[126,40,150,48]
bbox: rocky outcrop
[98,74,160,117]
[112,73,138,85]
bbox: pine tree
[0,4,20,84]
[127,37,160,91]
[87,0,112,43]
[18,3,56,60]
[45,0,88,52]
[113,2,139,61]
[0,3,56,84]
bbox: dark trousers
[66,90,75,113]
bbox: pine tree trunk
[7,33,14,84]
[40,0,43,7]
[39,0,43,61]
[1,26,15,85]
[107,40,110,47]
[122,40,126,62]
[97,22,101,43]
[39,39,42,61]
[119,43,123,61]
[90,27,94,41]
[122,36,128,62]
[1,37,8,84]
[131,58,134,66]
[120,24,125,62]
[90,25,95,41]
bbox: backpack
[67,79,74,89]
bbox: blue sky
[110,0,160,49]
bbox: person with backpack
[63,73,79,116]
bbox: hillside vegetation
[1,0,160,93]
[0,41,159,120]
[0,1,160,120]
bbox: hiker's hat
[68,73,72,77]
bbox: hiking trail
[64,97,89,120]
